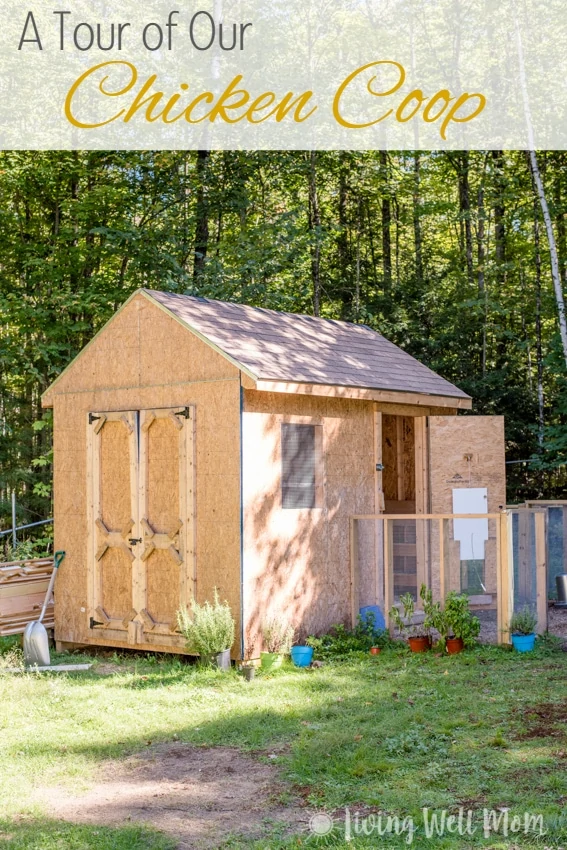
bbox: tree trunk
[515,14,567,367]
[193,149,210,286]
[458,152,474,285]
[308,151,322,316]
[528,149,567,368]
[477,182,487,376]
[413,152,423,285]
[380,151,392,293]
[532,191,545,448]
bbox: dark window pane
[281,424,316,509]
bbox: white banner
[1,0,566,149]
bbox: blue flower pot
[359,605,386,631]
[290,645,314,667]
[511,633,536,653]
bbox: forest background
[1,149,566,537]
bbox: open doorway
[381,415,419,600]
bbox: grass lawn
[0,638,566,849]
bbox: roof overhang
[249,380,472,409]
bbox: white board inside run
[452,488,489,561]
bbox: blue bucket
[290,645,314,667]
[359,605,386,631]
[511,633,536,653]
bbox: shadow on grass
[0,819,175,850]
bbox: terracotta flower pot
[446,637,464,655]
[370,646,381,655]
[408,636,429,653]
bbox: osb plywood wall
[45,293,242,654]
[428,416,506,514]
[241,391,375,657]
[428,415,506,602]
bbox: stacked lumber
[0,557,54,636]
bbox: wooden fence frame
[349,510,548,645]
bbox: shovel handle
[38,551,65,623]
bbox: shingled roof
[146,290,469,401]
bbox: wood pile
[0,557,54,636]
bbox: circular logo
[309,812,334,836]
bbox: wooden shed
[42,289,506,658]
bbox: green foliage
[261,616,294,654]
[384,726,451,757]
[2,148,567,532]
[1,530,53,562]
[176,589,235,658]
[390,592,420,637]
[510,605,538,635]
[436,591,482,647]
[420,583,442,638]
[307,612,390,658]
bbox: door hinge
[89,413,101,424]
[89,617,104,629]
[174,407,191,419]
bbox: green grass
[0,637,566,848]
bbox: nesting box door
[87,407,195,648]
[88,411,139,642]
[138,407,195,645]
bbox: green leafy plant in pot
[420,583,441,648]
[390,592,429,652]
[435,592,480,654]
[177,589,235,670]
[261,616,294,670]
[509,606,537,653]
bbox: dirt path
[35,743,309,848]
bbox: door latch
[129,538,142,545]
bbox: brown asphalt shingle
[145,289,470,400]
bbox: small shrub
[262,616,294,653]
[437,592,481,648]
[509,606,537,636]
[307,613,391,659]
[177,589,235,659]
[0,642,24,671]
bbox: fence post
[11,491,16,549]
[497,511,512,644]
[384,519,393,628]
[534,510,548,634]
[350,518,359,629]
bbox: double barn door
[87,406,195,648]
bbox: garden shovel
[23,550,65,667]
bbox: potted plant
[177,589,235,670]
[261,616,294,670]
[290,644,314,667]
[509,606,538,652]
[240,662,256,681]
[390,592,429,652]
[438,592,481,654]
[420,584,441,647]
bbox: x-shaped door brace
[140,517,183,565]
